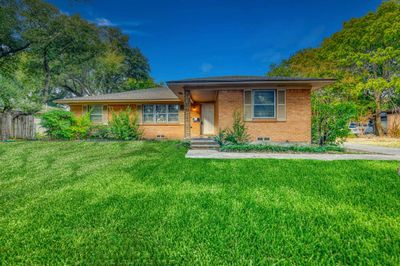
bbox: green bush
[221,143,344,153]
[88,125,112,139]
[216,111,249,145]
[41,110,92,140]
[40,108,144,141]
[70,112,91,139]
[312,100,356,146]
[40,110,76,139]
[109,108,142,140]
[215,129,228,146]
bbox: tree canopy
[268,0,400,139]
[0,0,157,113]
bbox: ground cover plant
[221,143,345,153]
[0,141,399,264]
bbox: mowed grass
[0,141,400,265]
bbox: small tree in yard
[312,101,356,146]
[110,108,142,140]
[216,111,249,145]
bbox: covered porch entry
[183,89,218,139]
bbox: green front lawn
[1,141,399,264]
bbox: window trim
[243,90,252,121]
[142,104,179,124]
[252,89,276,119]
[89,105,104,123]
[277,89,286,121]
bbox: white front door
[201,103,215,135]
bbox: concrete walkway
[343,142,400,156]
[186,149,400,161]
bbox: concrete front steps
[190,137,220,150]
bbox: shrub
[388,117,400,137]
[40,110,76,139]
[215,111,249,145]
[228,111,250,144]
[221,143,344,153]
[215,129,228,146]
[41,110,93,140]
[89,125,112,139]
[312,100,356,146]
[70,112,91,139]
[109,108,142,140]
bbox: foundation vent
[257,137,271,142]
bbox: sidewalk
[186,149,400,161]
[343,142,400,156]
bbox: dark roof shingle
[55,87,179,103]
[167,75,335,84]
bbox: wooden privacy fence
[0,112,35,140]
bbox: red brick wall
[69,103,184,140]
[69,105,82,117]
[216,89,312,143]
[67,88,312,142]
[140,125,184,139]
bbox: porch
[183,89,218,139]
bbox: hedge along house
[55,76,334,143]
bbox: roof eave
[54,99,181,104]
[167,79,335,87]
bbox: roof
[55,87,179,104]
[167,76,336,84]
[55,76,336,104]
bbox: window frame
[89,105,103,123]
[243,90,252,121]
[142,104,180,124]
[252,89,276,119]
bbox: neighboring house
[386,111,399,133]
[55,76,334,143]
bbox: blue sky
[49,0,382,82]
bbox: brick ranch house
[55,76,334,143]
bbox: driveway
[343,142,400,156]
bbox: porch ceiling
[190,90,217,102]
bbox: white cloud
[93,18,148,37]
[200,63,214,73]
[94,18,115,26]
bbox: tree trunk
[374,93,384,136]
[43,49,51,104]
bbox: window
[143,104,179,123]
[89,105,103,123]
[253,90,275,118]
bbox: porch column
[184,89,191,139]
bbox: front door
[201,103,215,135]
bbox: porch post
[184,89,191,139]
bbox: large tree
[269,0,400,138]
[58,27,154,97]
[0,0,155,111]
